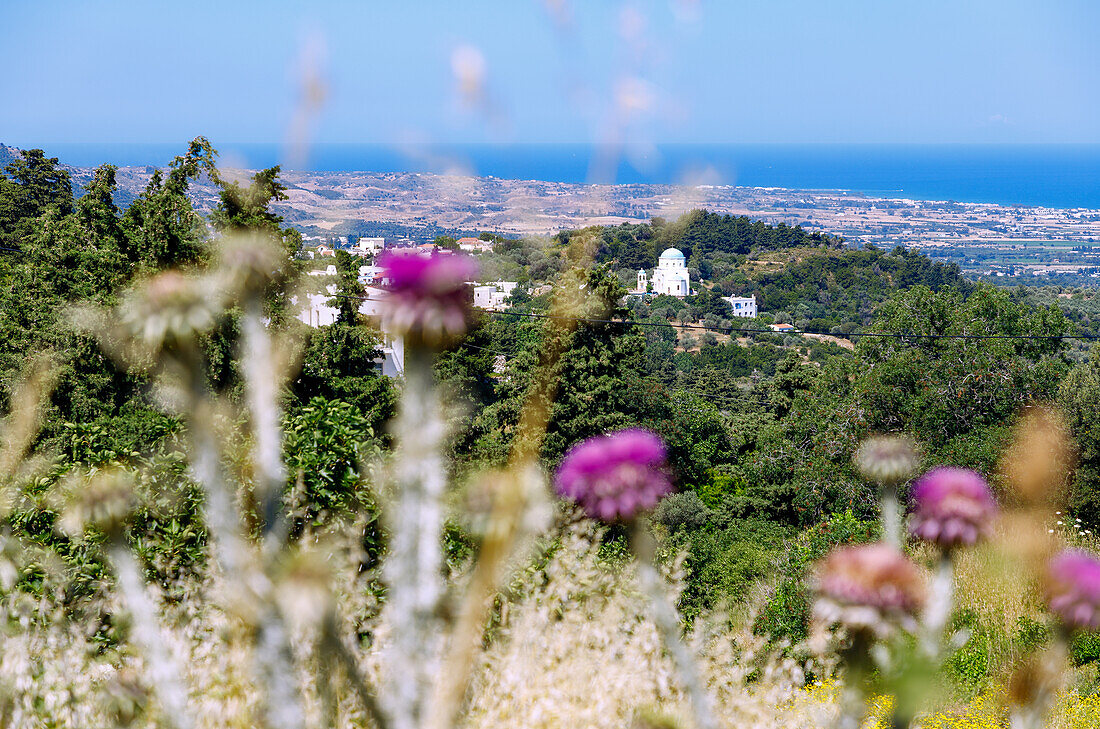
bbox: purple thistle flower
[554,429,673,522]
[908,467,998,548]
[1044,550,1100,631]
[813,543,927,638]
[378,252,478,344]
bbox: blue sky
[2,0,1098,147]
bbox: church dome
[659,248,685,260]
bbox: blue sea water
[38,142,1100,210]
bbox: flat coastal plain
[76,164,1100,277]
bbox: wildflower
[853,434,919,485]
[812,543,927,639]
[1043,550,1100,631]
[908,467,997,548]
[378,251,478,344]
[554,429,673,522]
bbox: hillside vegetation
[1,142,1100,727]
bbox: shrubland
[1,142,1100,727]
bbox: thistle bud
[1044,550,1100,631]
[909,467,998,549]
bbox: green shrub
[1014,616,1050,653]
[1070,631,1100,667]
[949,635,991,690]
[283,396,384,539]
[653,491,712,533]
[753,510,879,643]
[670,517,790,622]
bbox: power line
[318,290,1099,342]
[458,342,510,357]
[480,309,1099,342]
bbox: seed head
[120,271,222,355]
[854,434,919,486]
[218,234,285,297]
[59,469,136,540]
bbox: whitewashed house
[354,237,386,254]
[458,236,494,253]
[473,281,519,310]
[358,265,385,285]
[308,264,339,277]
[723,295,758,318]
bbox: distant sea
[38,142,1100,210]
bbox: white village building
[458,236,494,253]
[638,248,692,297]
[723,295,758,318]
[307,264,338,277]
[291,285,405,377]
[354,237,386,254]
[358,265,385,285]
[473,281,519,311]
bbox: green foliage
[60,404,179,465]
[668,516,791,622]
[681,339,788,378]
[283,397,383,543]
[0,148,74,249]
[330,250,365,324]
[753,246,969,327]
[944,612,1055,693]
[120,138,216,270]
[0,140,369,604]
[467,264,654,463]
[210,165,288,238]
[855,283,1069,448]
[652,491,712,532]
[753,511,879,643]
[1059,346,1100,528]
[947,611,992,690]
[291,322,397,436]
[1070,630,1100,667]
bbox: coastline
[26,141,1100,210]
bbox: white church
[637,247,692,297]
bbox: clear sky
[2,0,1099,147]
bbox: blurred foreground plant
[817,411,1097,729]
